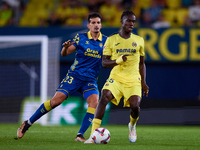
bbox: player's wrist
[116,55,123,64]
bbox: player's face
[87,17,102,33]
[121,15,136,33]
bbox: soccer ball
[91,127,111,144]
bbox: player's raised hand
[62,40,75,48]
[61,40,76,56]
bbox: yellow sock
[87,107,95,114]
[91,118,102,135]
[130,115,139,126]
[44,100,52,111]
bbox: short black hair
[88,12,102,23]
[121,10,136,20]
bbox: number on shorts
[63,75,74,84]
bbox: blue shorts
[56,73,99,100]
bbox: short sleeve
[103,37,112,56]
[73,33,80,48]
[140,37,145,56]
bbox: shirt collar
[87,31,102,41]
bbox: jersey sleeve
[140,37,145,56]
[72,33,80,48]
[103,37,112,56]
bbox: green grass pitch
[0,123,200,150]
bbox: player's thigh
[50,92,67,107]
[123,83,141,107]
[100,89,114,103]
[56,74,83,97]
[102,78,122,106]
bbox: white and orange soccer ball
[91,127,111,144]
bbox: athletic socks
[78,107,95,135]
[91,118,102,135]
[130,115,139,126]
[28,100,52,124]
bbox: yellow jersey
[103,33,145,83]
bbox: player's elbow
[61,52,66,57]
[61,49,67,57]
[61,52,64,57]
[102,61,108,68]
[61,53,66,57]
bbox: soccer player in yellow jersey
[85,10,149,143]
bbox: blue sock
[29,103,49,124]
[78,112,94,135]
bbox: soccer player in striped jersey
[17,12,107,142]
[85,10,149,143]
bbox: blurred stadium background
[0,0,200,125]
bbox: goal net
[0,36,61,125]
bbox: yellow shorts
[102,78,141,107]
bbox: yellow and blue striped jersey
[103,32,145,83]
[68,31,107,81]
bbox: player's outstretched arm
[61,40,76,56]
[139,56,149,97]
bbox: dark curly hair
[121,10,136,20]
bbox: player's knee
[50,99,64,108]
[99,94,111,106]
[132,106,140,112]
[94,101,98,107]
[50,92,66,108]
[89,100,98,108]
[130,106,140,117]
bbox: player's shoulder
[76,32,87,37]
[101,33,107,40]
[106,32,119,41]
[102,33,107,38]
[108,32,119,38]
[131,33,144,40]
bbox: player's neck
[90,32,100,41]
[119,30,131,38]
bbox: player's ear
[87,23,90,29]
[121,18,123,24]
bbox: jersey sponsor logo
[88,83,97,87]
[85,48,101,58]
[85,41,89,44]
[116,49,136,54]
[132,42,137,47]
[115,43,120,46]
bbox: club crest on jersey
[85,41,89,44]
[99,43,103,47]
[103,45,106,51]
[132,42,137,47]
